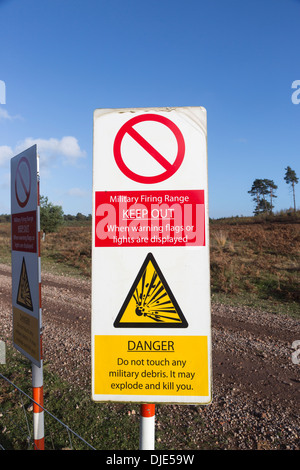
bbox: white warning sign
[92,107,211,404]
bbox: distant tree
[76,212,86,222]
[64,214,76,222]
[255,198,272,215]
[264,179,278,214]
[248,179,268,215]
[63,213,91,225]
[248,178,277,215]
[284,166,298,213]
[248,179,264,210]
[40,195,64,236]
[0,214,11,223]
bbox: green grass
[0,345,141,450]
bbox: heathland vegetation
[209,211,299,316]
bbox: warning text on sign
[94,335,209,398]
[13,307,40,362]
[95,190,205,247]
[11,210,37,253]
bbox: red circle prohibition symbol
[15,156,31,208]
[113,114,185,184]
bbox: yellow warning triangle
[17,257,33,311]
[114,253,188,328]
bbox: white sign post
[11,145,44,450]
[92,107,211,446]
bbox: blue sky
[0,0,299,218]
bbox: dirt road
[0,263,299,449]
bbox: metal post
[32,361,44,449]
[32,163,44,450]
[139,404,155,450]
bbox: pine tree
[284,167,298,213]
[248,179,278,215]
[264,179,278,214]
[248,179,269,215]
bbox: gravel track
[0,263,299,450]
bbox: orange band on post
[34,437,44,451]
[33,386,44,413]
[141,404,155,417]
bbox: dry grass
[41,225,91,276]
[0,223,11,264]
[212,230,228,248]
[210,221,300,315]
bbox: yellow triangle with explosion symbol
[17,257,33,311]
[114,253,188,328]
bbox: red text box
[95,190,205,247]
[11,210,37,253]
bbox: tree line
[248,166,298,216]
[39,196,91,235]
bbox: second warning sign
[11,145,41,367]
